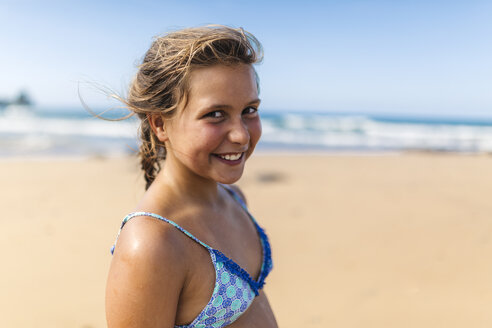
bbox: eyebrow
[203,98,261,111]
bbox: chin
[215,175,241,185]
[213,170,244,185]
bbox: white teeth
[219,153,242,161]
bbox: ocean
[2,106,492,158]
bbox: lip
[212,152,245,165]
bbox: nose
[228,118,250,146]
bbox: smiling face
[161,63,261,185]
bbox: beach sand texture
[2,153,492,327]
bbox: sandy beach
[2,153,492,328]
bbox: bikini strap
[220,184,259,226]
[110,211,212,255]
[220,184,274,285]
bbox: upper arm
[106,218,187,328]
[229,184,248,206]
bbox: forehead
[186,64,258,106]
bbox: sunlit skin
[106,64,278,327]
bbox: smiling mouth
[213,152,244,161]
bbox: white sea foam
[0,113,137,138]
[0,108,139,157]
[259,112,492,153]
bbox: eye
[242,106,258,116]
[204,111,224,119]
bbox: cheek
[190,127,223,150]
[249,119,262,145]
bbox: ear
[148,113,168,143]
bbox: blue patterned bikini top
[111,185,273,328]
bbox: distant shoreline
[2,149,491,163]
[3,108,492,156]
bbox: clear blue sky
[1,0,491,117]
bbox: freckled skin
[106,64,278,328]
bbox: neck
[152,156,222,205]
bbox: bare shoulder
[227,184,248,206]
[106,216,188,327]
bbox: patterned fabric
[110,185,273,328]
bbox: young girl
[106,26,277,327]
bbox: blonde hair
[123,25,263,189]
